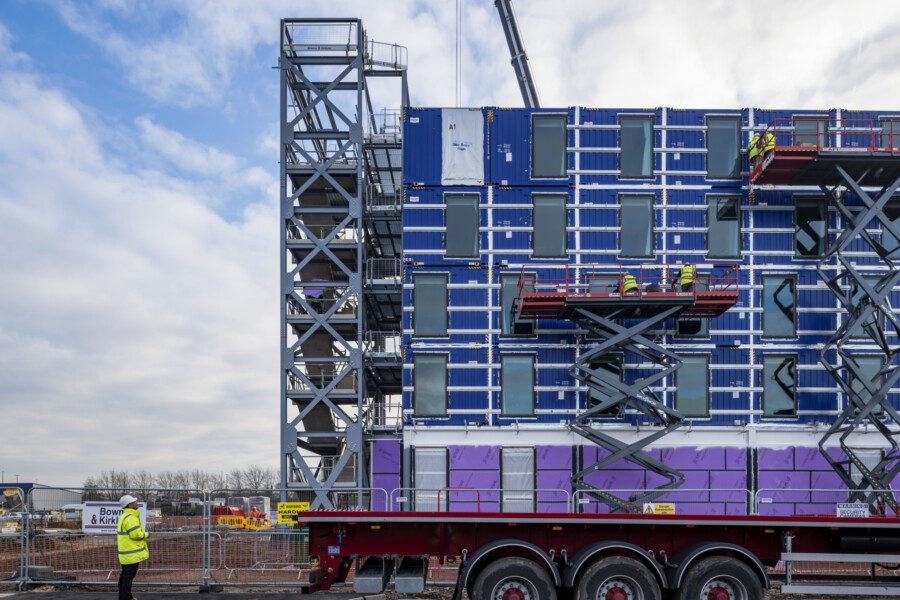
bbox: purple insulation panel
[758,504,795,517]
[583,469,645,492]
[372,439,400,474]
[758,471,810,503]
[811,471,847,503]
[536,446,572,470]
[675,503,724,516]
[726,503,748,516]
[537,503,569,513]
[725,447,746,470]
[371,474,400,511]
[652,471,709,502]
[449,445,500,470]
[794,503,836,516]
[659,447,725,471]
[794,446,844,471]
[710,471,747,502]
[450,502,500,513]
[758,447,794,471]
[448,489,499,503]
[449,469,499,490]
[583,446,660,470]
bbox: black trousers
[118,562,140,600]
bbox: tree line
[82,466,280,495]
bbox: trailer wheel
[575,556,660,600]
[677,556,762,600]
[471,557,557,600]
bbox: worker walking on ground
[622,272,638,295]
[117,495,149,600]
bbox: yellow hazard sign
[642,503,675,515]
[276,502,310,524]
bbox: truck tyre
[471,557,557,600]
[676,556,762,600]
[575,556,660,600]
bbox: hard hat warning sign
[276,502,310,524]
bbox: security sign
[642,503,675,515]
[276,501,310,524]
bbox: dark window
[762,276,796,338]
[794,116,826,147]
[676,279,709,338]
[413,274,448,337]
[532,115,567,178]
[707,196,740,258]
[762,355,797,418]
[619,116,653,178]
[620,195,654,257]
[532,194,567,258]
[883,198,900,260]
[501,448,534,512]
[500,273,534,336]
[445,194,479,257]
[850,275,883,339]
[879,118,900,149]
[706,116,741,178]
[795,197,827,257]
[501,355,535,417]
[848,356,884,417]
[676,355,709,418]
[588,354,623,417]
[414,355,447,417]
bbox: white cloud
[0,60,279,485]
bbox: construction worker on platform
[748,133,762,171]
[622,272,638,295]
[679,264,696,292]
[762,130,775,157]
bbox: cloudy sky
[2,0,900,487]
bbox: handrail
[571,488,752,514]
[755,488,900,517]
[755,118,900,155]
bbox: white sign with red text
[82,501,147,534]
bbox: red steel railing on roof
[754,118,900,154]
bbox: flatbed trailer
[299,510,900,600]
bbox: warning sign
[642,503,675,515]
[836,502,869,518]
[276,502,310,524]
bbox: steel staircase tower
[279,19,406,509]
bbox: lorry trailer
[299,509,900,600]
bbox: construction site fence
[2,485,899,589]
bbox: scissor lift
[752,118,900,513]
[516,264,739,512]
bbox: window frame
[849,274,883,339]
[882,196,900,260]
[587,353,624,418]
[792,114,828,147]
[793,195,828,258]
[501,447,536,512]
[619,193,655,258]
[413,447,449,511]
[706,194,741,259]
[761,354,798,420]
[878,117,900,149]
[500,353,536,418]
[531,113,569,180]
[444,192,480,258]
[413,353,449,418]
[847,354,885,418]
[499,272,536,338]
[531,192,568,259]
[412,273,449,338]
[675,354,710,418]
[761,274,798,340]
[618,114,655,179]
[705,115,742,180]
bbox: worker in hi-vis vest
[762,130,775,155]
[622,273,638,295]
[748,133,762,171]
[116,495,149,600]
[678,264,696,292]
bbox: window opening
[414,448,447,511]
[532,114,567,178]
[762,355,797,418]
[795,197,827,257]
[532,194,567,258]
[879,118,900,149]
[882,197,900,260]
[676,279,709,337]
[848,356,884,417]
[762,276,797,338]
[501,448,534,512]
[500,273,534,336]
[413,274,448,337]
[620,195,654,258]
[445,194,479,257]
[706,116,741,178]
[588,354,623,417]
[676,355,709,418]
[501,355,535,417]
[708,196,740,258]
[794,116,826,147]
[414,354,448,417]
[619,116,653,178]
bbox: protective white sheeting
[414,447,448,511]
[441,108,484,186]
[502,448,534,512]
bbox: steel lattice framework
[279,19,406,508]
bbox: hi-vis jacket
[117,507,149,564]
